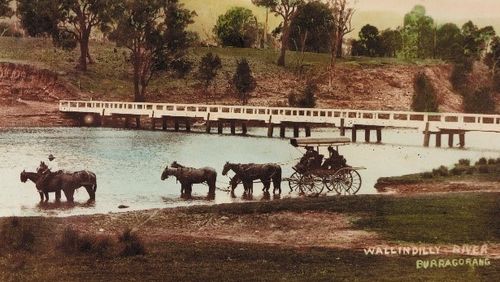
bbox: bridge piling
[230,121,236,135]
[174,119,179,132]
[305,125,311,137]
[135,117,141,129]
[293,126,299,138]
[365,129,370,143]
[423,122,430,147]
[352,126,357,142]
[217,121,223,134]
[206,121,211,133]
[267,123,274,137]
[376,128,382,143]
[436,132,442,147]
[459,133,465,148]
[448,133,454,148]
[242,122,248,135]
[185,119,191,132]
[151,118,156,130]
[280,124,286,138]
[162,117,167,130]
[340,118,345,136]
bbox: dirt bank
[376,180,500,195]
[0,63,80,127]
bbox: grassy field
[0,37,443,103]
[0,193,498,281]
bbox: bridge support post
[436,132,442,147]
[267,123,274,138]
[352,126,357,143]
[376,128,382,143]
[459,133,465,148]
[423,122,430,147]
[293,125,299,138]
[365,129,371,143]
[185,119,191,132]
[151,118,156,130]
[174,119,179,132]
[230,120,236,135]
[448,133,454,148]
[206,121,211,134]
[217,121,223,134]
[305,125,311,137]
[124,117,130,129]
[340,118,345,136]
[242,122,248,135]
[135,117,141,129]
[162,117,167,131]
[280,124,286,138]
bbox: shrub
[487,158,496,165]
[289,80,317,108]
[466,166,475,175]
[432,165,449,177]
[464,87,496,114]
[476,158,488,166]
[421,172,434,179]
[230,58,256,105]
[412,72,438,112]
[458,159,470,166]
[118,229,145,256]
[58,227,112,256]
[450,64,470,93]
[0,218,35,252]
[477,165,490,174]
[450,167,464,176]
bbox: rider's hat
[48,154,55,161]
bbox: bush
[412,72,438,112]
[458,159,470,166]
[477,165,490,174]
[432,165,449,177]
[450,167,464,176]
[0,23,23,37]
[476,158,488,166]
[0,218,35,252]
[466,166,475,175]
[421,172,434,179]
[58,227,112,256]
[230,58,256,105]
[450,64,470,93]
[487,158,496,165]
[118,229,145,256]
[289,80,317,108]
[464,87,496,114]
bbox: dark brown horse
[222,162,282,195]
[20,170,61,202]
[161,165,216,199]
[36,162,97,203]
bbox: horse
[20,170,61,202]
[222,162,282,195]
[36,162,97,203]
[161,165,216,199]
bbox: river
[0,127,498,217]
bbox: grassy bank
[0,37,443,103]
[0,193,498,281]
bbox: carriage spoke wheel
[288,172,302,192]
[303,175,324,195]
[332,168,362,195]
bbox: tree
[461,21,496,60]
[327,0,354,59]
[213,7,258,48]
[17,0,121,71]
[0,0,12,18]
[486,36,500,90]
[288,1,334,53]
[197,52,222,103]
[412,72,438,112]
[288,80,317,108]
[464,87,495,114]
[252,0,304,66]
[379,28,402,57]
[435,23,463,61]
[356,24,381,57]
[110,0,196,102]
[402,5,435,59]
[231,58,256,105]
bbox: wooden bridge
[59,100,500,148]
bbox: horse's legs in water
[261,178,271,192]
[44,192,49,202]
[55,190,61,202]
[186,184,193,198]
[84,185,96,201]
[39,192,45,202]
[63,188,74,203]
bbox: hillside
[0,37,498,127]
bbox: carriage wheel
[332,168,362,195]
[303,175,324,195]
[288,172,305,193]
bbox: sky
[183,0,500,39]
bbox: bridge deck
[59,100,500,132]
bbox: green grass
[0,37,443,102]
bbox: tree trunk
[78,37,89,71]
[336,37,343,58]
[133,54,143,102]
[278,20,290,66]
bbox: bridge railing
[59,100,500,132]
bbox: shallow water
[0,127,498,217]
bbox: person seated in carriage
[294,146,324,172]
[322,146,347,171]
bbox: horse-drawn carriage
[287,137,364,195]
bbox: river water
[0,127,498,217]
